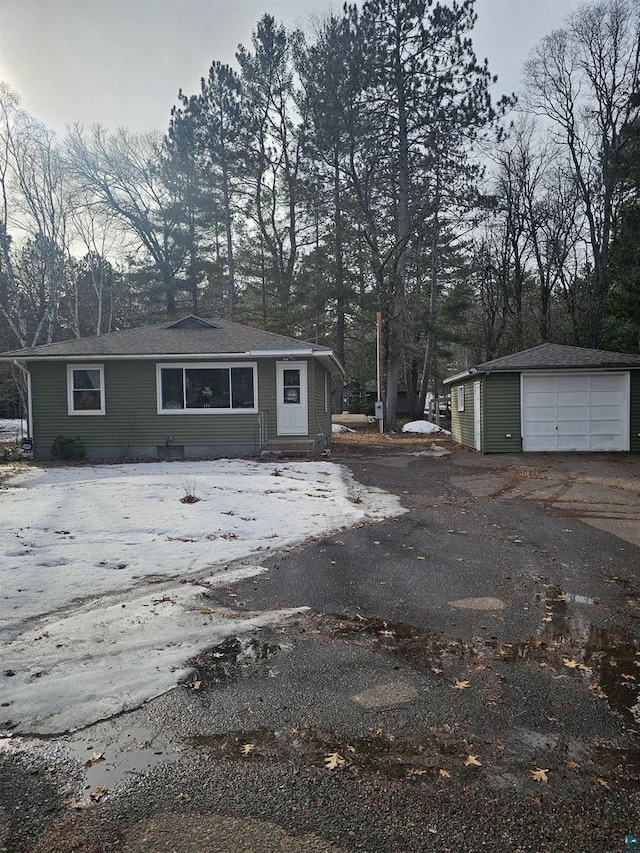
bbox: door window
[283,369,301,404]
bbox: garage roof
[445,343,640,384]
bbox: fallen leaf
[562,658,580,669]
[595,777,610,790]
[89,786,108,802]
[379,630,395,638]
[565,760,580,771]
[241,743,255,756]
[431,667,443,674]
[190,680,202,690]
[324,752,346,770]
[621,673,636,681]
[577,664,592,673]
[408,769,428,776]
[542,615,553,623]
[84,751,105,769]
[529,768,549,783]
[464,754,482,767]
[453,680,470,690]
[439,769,451,778]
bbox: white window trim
[156,361,259,415]
[457,385,465,412]
[67,364,106,416]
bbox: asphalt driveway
[1,449,640,852]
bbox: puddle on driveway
[320,605,640,733]
[539,585,640,728]
[190,723,472,781]
[62,720,184,798]
[184,635,282,687]
[17,635,287,802]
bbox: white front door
[521,372,629,451]
[276,361,308,436]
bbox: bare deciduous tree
[525,0,640,345]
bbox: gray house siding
[483,373,522,453]
[29,357,328,460]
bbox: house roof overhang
[0,316,346,376]
[0,349,346,376]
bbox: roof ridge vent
[164,315,218,330]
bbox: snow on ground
[0,459,404,734]
[402,420,451,435]
[0,419,26,441]
[332,423,355,433]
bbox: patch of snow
[0,419,26,441]
[0,459,405,733]
[402,420,451,435]
[332,423,355,433]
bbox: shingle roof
[444,343,640,384]
[0,316,336,361]
[475,343,640,370]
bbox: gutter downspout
[13,360,32,440]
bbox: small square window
[457,385,465,412]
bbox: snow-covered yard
[0,459,404,734]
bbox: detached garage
[443,343,640,453]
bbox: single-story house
[0,315,344,460]
[443,343,640,453]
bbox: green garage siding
[483,373,522,453]
[450,382,475,449]
[632,371,640,453]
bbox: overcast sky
[0,0,585,137]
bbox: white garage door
[521,372,629,452]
